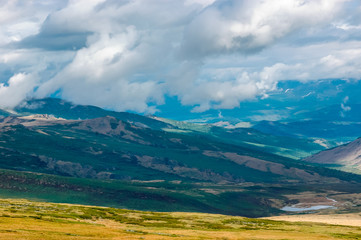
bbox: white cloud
[0,73,37,109]
[0,0,361,113]
[36,28,165,113]
[181,0,344,58]
[0,0,66,46]
[340,95,351,117]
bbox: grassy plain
[0,198,361,240]
[265,213,361,227]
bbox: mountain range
[156,79,361,147]
[0,97,360,217]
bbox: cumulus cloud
[0,73,37,109]
[0,0,360,113]
[181,0,342,58]
[0,0,66,46]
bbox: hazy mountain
[156,79,361,124]
[253,120,361,145]
[156,80,361,147]
[0,109,11,118]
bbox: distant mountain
[301,104,361,122]
[304,138,361,174]
[155,80,361,147]
[13,98,326,159]
[153,116,326,159]
[250,86,361,145]
[253,120,361,145]
[156,79,361,123]
[15,98,171,130]
[0,109,11,118]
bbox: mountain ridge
[0,114,339,183]
[304,137,361,174]
[0,97,360,216]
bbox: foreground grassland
[0,199,361,239]
[266,213,361,227]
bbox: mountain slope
[253,120,361,145]
[0,115,338,184]
[0,109,11,118]
[155,116,326,159]
[1,99,361,216]
[15,98,326,160]
[15,98,171,130]
[304,138,361,174]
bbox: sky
[0,0,361,114]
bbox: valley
[0,98,361,238]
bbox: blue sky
[0,0,361,114]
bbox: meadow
[0,198,361,240]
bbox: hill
[0,114,349,184]
[15,98,171,130]
[15,98,326,160]
[304,137,361,174]
[0,98,360,216]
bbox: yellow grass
[0,198,361,239]
[265,213,361,227]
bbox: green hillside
[0,114,361,217]
[156,116,325,159]
[0,115,352,184]
[16,98,326,159]
[0,99,360,217]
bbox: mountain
[304,138,361,174]
[15,98,171,130]
[0,114,335,184]
[252,101,361,146]
[153,116,326,159]
[14,98,326,160]
[252,100,361,144]
[253,120,361,145]
[0,98,361,217]
[155,80,361,147]
[302,104,361,122]
[156,79,361,123]
[0,109,11,118]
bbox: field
[266,213,361,227]
[1,198,361,239]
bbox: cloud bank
[1,0,361,113]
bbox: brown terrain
[203,150,331,181]
[304,137,361,169]
[266,213,361,227]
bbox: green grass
[0,168,285,217]
[2,167,361,218]
[0,122,315,183]
[0,198,361,239]
[156,116,325,159]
